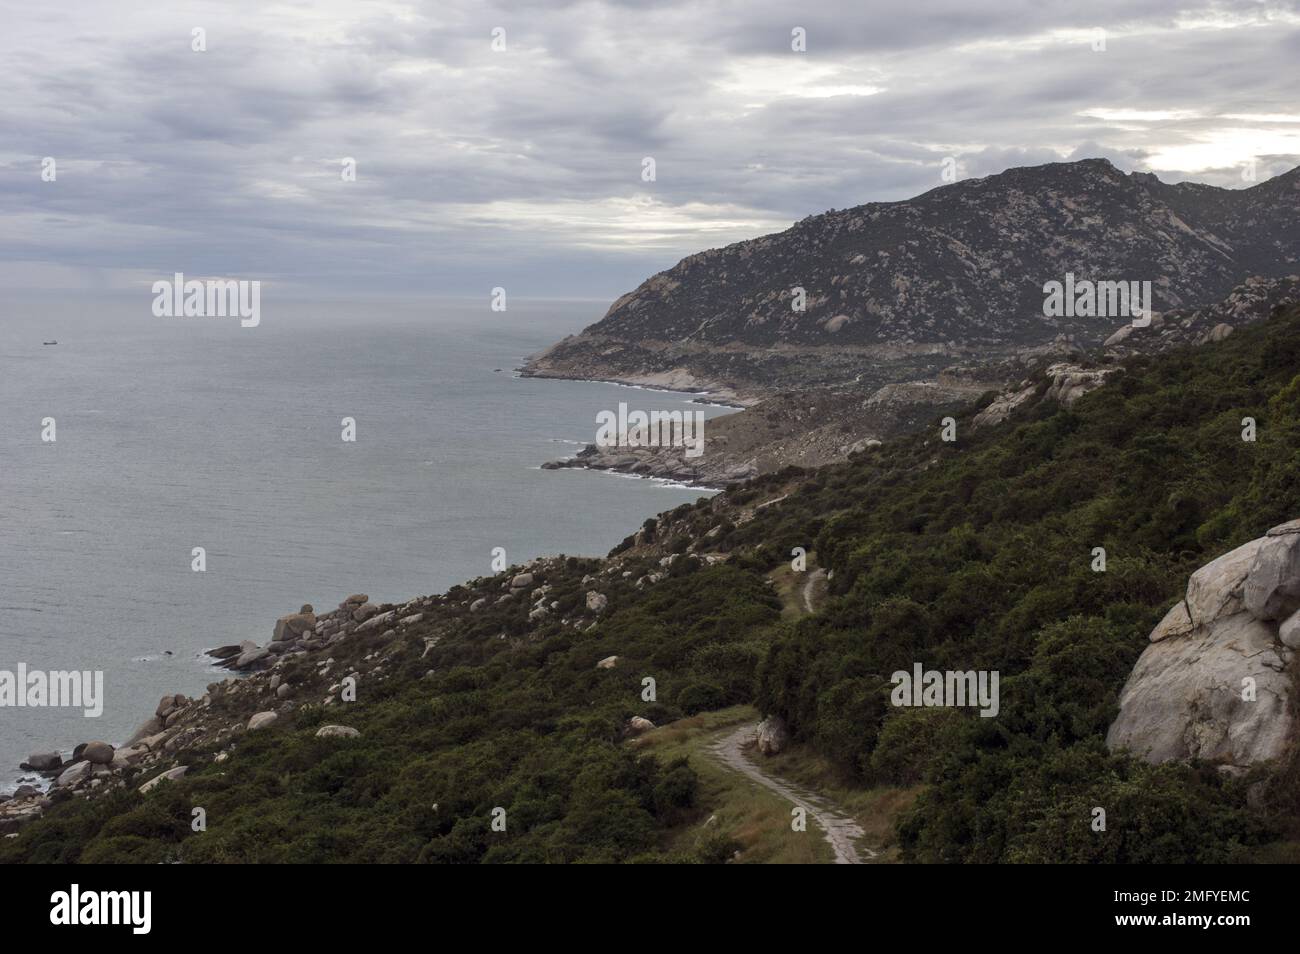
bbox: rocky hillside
[541,380,983,487]
[542,276,1300,486]
[524,160,1300,397]
[1102,275,1300,356]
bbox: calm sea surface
[0,297,729,789]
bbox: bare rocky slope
[541,276,1300,486]
[525,159,1300,396]
[527,160,1300,486]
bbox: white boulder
[1108,523,1299,768]
[247,711,278,731]
[315,725,360,739]
[139,765,189,794]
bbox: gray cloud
[1,0,1297,299]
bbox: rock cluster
[450,558,619,633]
[541,443,736,486]
[208,594,427,675]
[1107,520,1300,767]
[1043,363,1115,407]
[3,715,190,833]
[973,362,1117,430]
[1103,276,1300,358]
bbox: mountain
[524,159,1300,399]
[539,276,1300,487]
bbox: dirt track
[708,724,873,864]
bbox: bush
[676,681,726,715]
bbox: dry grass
[633,705,833,863]
[635,704,923,863]
[766,552,821,620]
[757,740,922,862]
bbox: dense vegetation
[3,561,778,864]
[6,304,1300,863]
[748,302,1300,862]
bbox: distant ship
[43,340,57,345]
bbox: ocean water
[0,297,730,790]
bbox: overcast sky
[3,0,1298,300]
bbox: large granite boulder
[356,610,396,634]
[351,603,379,623]
[1107,521,1298,767]
[55,761,92,788]
[1281,610,1300,650]
[139,765,189,794]
[624,716,656,736]
[233,647,271,670]
[247,711,279,731]
[125,716,165,746]
[22,752,63,772]
[1243,520,1300,621]
[81,741,115,765]
[274,610,317,641]
[1185,538,1264,625]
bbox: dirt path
[708,724,873,864]
[802,567,827,614]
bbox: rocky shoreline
[535,355,1086,488]
[0,548,654,839]
[517,367,750,418]
[532,277,1300,489]
[0,591,436,837]
[518,343,759,407]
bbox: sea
[0,296,732,791]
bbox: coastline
[515,363,759,409]
[2,371,727,814]
[521,363,754,489]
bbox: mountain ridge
[524,159,1300,397]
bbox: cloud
[1,0,1297,299]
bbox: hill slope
[6,301,1300,864]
